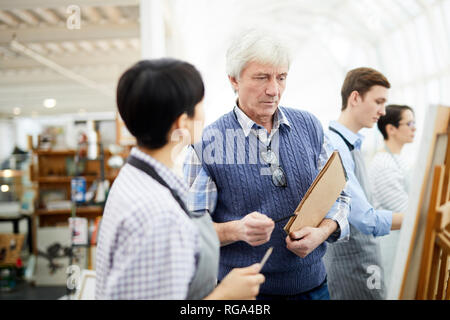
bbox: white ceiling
[0,0,140,118]
[0,0,448,120]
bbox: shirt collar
[329,120,364,150]
[233,103,291,138]
[129,147,187,197]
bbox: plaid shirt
[96,147,199,299]
[183,106,350,242]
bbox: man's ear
[228,75,239,92]
[348,90,361,108]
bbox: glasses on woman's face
[260,147,287,188]
[398,121,416,129]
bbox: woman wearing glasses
[368,104,416,288]
[95,58,265,299]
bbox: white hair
[226,28,292,80]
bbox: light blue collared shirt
[327,121,393,237]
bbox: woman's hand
[204,263,265,300]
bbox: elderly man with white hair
[183,29,350,300]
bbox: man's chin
[260,102,278,108]
[259,103,279,114]
[364,122,375,129]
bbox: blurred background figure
[368,104,416,288]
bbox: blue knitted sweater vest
[197,107,326,295]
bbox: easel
[415,127,450,299]
[396,105,450,300]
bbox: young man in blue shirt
[323,67,404,300]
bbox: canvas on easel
[387,105,450,300]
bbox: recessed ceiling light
[43,98,56,108]
[3,170,12,178]
[13,107,21,115]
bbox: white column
[0,119,15,163]
[140,0,166,59]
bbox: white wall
[7,112,116,152]
[159,0,450,170]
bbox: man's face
[229,61,288,122]
[354,85,389,129]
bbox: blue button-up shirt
[327,121,393,237]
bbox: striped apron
[323,137,386,300]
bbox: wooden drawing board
[284,151,347,234]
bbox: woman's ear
[386,123,396,138]
[168,113,190,145]
[174,113,189,131]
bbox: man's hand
[238,212,275,247]
[285,219,337,258]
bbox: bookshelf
[30,148,121,255]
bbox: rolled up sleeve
[183,145,218,215]
[325,187,350,242]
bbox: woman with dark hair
[95,58,264,299]
[369,104,416,288]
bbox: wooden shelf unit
[30,148,121,254]
[36,206,104,216]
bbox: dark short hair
[377,105,414,140]
[117,58,204,149]
[341,67,391,110]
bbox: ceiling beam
[10,9,40,26]
[111,39,127,50]
[44,42,64,54]
[102,6,123,23]
[95,40,112,51]
[83,7,102,23]
[27,43,48,55]
[0,0,139,10]
[60,41,78,53]
[0,93,115,104]
[78,40,95,52]
[33,8,62,25]
[9,39,114,97]
[0,10,20,27]
[0,22,139,45]
[0,72,119,85]
[0,51,139,69]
